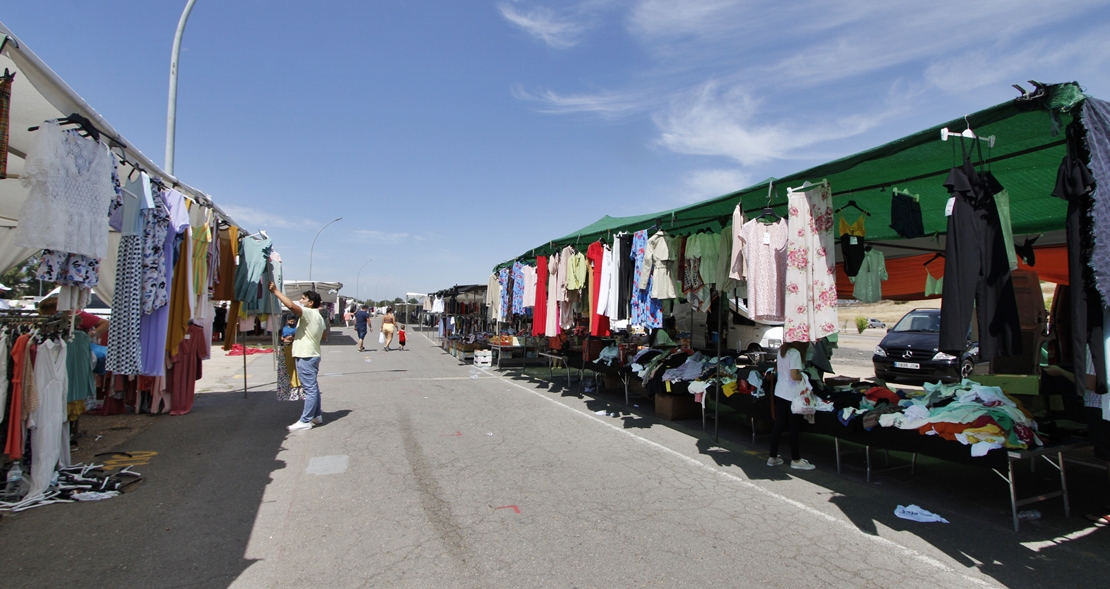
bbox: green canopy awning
[504,82,1086,269]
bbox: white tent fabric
[282,281,344,305]
[0,22,243,304]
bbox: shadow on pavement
[0,386,298,588]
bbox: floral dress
[629,229,662,328]
[783,183,838,343]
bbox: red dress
[586,242,610,336]
[167,324,205,416]
[532,256,548,337]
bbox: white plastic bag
[379,331,386,344]
[790,374,817,415]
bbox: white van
[672,299,783,353]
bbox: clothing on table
[850,248,888,303]
[924,268,943,297]
[16,121,115,259]
[167,323,205,416]
[27,338,69,499]
[740,218,788,322]
[890,191,924,239]
[1054,119,1105,397]
[784,183,838,343]
[939,156,1022,362]
[586,241,611,336]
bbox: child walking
[398,325,407,351]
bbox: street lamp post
[356,259,372,301]
[375,274,389,304]
[308,217,342,282]
[165,0,198,175]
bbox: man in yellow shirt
[269,282,326,431]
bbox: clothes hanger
[940,115,996,148]
[755,181,781,223]
[834,199,871,217]
[923,251,944,266]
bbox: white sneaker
[790,459,815,471]
[311,416,323,425]
[766,457,784,466]
[287,421,313,432]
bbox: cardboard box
[655,392,700,421]
[970,374,1040,396]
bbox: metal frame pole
[165,0,198,175]
[309,217,342,282]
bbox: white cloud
[354,230,428,243]
[219,204,300,229]
[511,84,652,118]
[498,2,585,49]
[653,82,895,166]
[681,168,752,203]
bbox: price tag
[849,236,858,245]
[945,197,956,216]
[763,232,771,245]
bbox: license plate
[894,362,920,369]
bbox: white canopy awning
[0,22,245,302]
[282,281,344,305]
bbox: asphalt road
[1,323,1108,588]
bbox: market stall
[0,21,275,510]
[487,82,1110,529]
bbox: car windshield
[891,311,940,333]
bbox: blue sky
[4,1,1110,301]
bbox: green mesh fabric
[502,83,1085,270]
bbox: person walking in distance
[269,282,326,431]
[354,304,371,352]
[381,306,397,351]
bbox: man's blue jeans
[295,356,322,423]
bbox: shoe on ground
[790,459,815,471]
[311,415,323,425]
[287,421,313,432]
[766,457,784,466]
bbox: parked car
[867,318,886,329]
[872,308,978,383]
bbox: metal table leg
[835,438,841,474]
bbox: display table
[536,351,572,384]
[490,344,543,372]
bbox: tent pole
[714,290,723,443]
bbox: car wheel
[960,358,975,380]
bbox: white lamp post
[308,217,342,282]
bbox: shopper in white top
[767,342,816,470]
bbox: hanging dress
[27,338,68,499]
[784,183,838,342]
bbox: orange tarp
[835,245,1067,301]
